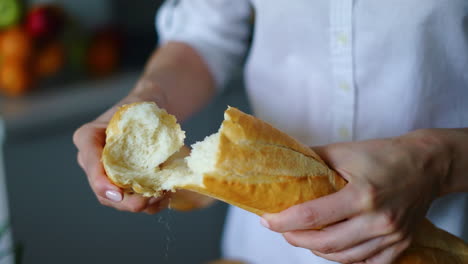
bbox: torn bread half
[102,102,468,264]
[183,105,347,215]
[102,102,188,197]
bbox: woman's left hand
[261,130,451,264]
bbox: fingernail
[105,190,122,202]
[260,217,271,229]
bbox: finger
[87,155,123,203]
[364,238,411,264]
[144,197,170,215]
[282,213,393,253]
[73,122,107,151]
[312,143,355,168]
[74,123,124,203]
[97,196,130,211]
[98,193,151,213]
[96,195,145,213]
[77,151,85,170]
[263,184,361,232]
[118,193,152,213]
[310,232,405,263]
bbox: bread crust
[397,220,468,263]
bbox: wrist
[404,129,453,196]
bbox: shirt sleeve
[156,0,252,90]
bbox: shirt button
[339,82,350,92]
[339,127,350,140]
[337,33,348,45]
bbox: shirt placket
[330,0,355,142]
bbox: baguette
[102,102,468,264]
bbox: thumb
[311,142,357,183]
[310,144,336,167]
[310,142,353,170]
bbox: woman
[74,1,468,263]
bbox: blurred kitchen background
[0,0,250,263]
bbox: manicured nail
[260,218,271,229]
[105,190,122,202]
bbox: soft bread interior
[186,132,220,180]
[107,102,183,170]
[103,102,196,196]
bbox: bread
[397,219,468,263]
[103,102,346,211]
[102,102,468,264]
[102,102,187,197]
[183,106,347,215]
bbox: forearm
[130,41,216,122]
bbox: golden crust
[182,107,347,214]
[397,248,467,264]
[223,107,325,162]
[397,250,465,264]
[183,174,338,215]
[397,219,468,263]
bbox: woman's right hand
[73,81,171,214]
[74,41,218,214]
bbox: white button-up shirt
[157,1,468,263]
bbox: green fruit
[0,0,21,29]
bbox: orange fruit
[0,27,34,60]
[0,58,33,96]
[34,40,64,77]
[0,31,4,59]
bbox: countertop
[0,72,139,136]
